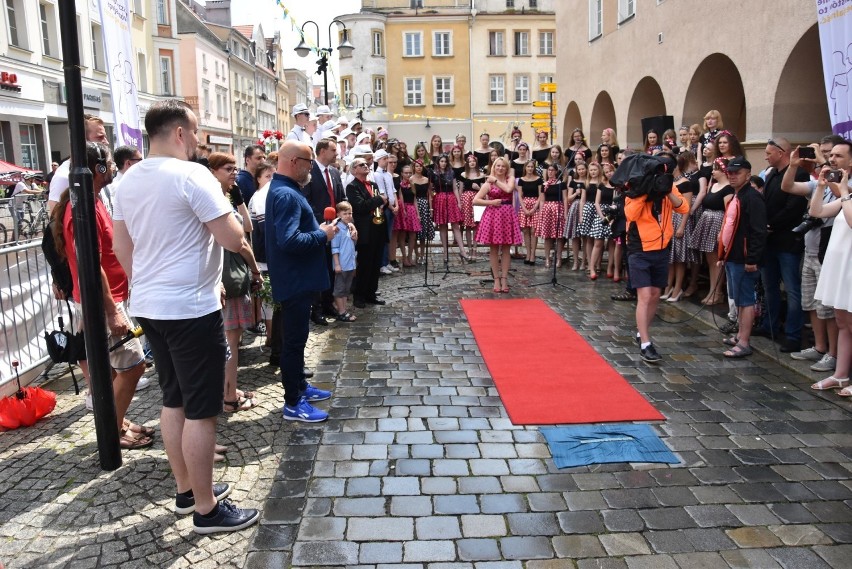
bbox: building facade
[555,0,827,159]
[337,10,387,129]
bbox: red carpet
[461,298,665,425]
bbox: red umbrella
[0,360,56,430]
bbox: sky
[202,0,362,83]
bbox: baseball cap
[726,156,752,172]
[292,103,309,116]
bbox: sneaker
[810,354,837,372]
[389,260,400,269]
[192,499,260,534]
[135,376,152,392]
[247,322,266,335]
[640,343,662,363]
[720,320,739,335]
[790,346,824,362]
[283,397,328,422]
[390,264,400,272]
[175,483,232,515]
[380,265,393,275]
[85,392,93,411]
[303,384,331,401]
[635,332,641,346]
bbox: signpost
[537,82,557,144]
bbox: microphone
[323,207,336,223]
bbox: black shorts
[138,311,227,420]
[628,249,669,290]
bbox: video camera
[610,154,675,200]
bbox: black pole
[57,0,121,470]
[322,50,329,106]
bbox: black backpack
[41,219,73,299]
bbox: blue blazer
[265,173,330,301]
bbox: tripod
[430,228,467,281]
[531,239,574,290]
[400,238,439,295]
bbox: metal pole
[322,51,329,106]
[549,92,554,146]
[57,0,121,471]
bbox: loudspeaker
[641,115,675,138]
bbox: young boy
[331,201,358,321]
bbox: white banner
[97,0,143,151]
[818,0,852,138]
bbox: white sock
[641,341,651,349]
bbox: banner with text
[818,0,852,137]
[97,0,143,151]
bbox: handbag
[222,250,250,299]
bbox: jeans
[381,208,396,266]
[279,292,312,406]
[760,248,803,342]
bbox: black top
[519,177,542,199]
[399,183,416,204]
[473,150,491,171]
[511,160,528,179]
[675,172,699,196]
[566,147,592,168]
[543,180,565,202]
[432,170,455,193]
[392,174,401,192]
[452,165,465,181]
[413,181,430,199]
[697,164,713,182]
[462,175,485,192]
[531,147,551,164]
[585,182,599,203]
[597,184,615,206]
[506,150,520,162]
[763,165,810,252]
[702,185,735,211]
[568,179,586,196]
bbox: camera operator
[623,154,690,362]
[779,141,843,373]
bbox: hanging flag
[97,0,143,151]
[817,0,852,137]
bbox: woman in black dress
[518,159,542,264]
[531,130,552,165]
[511,142,531,179]
[474,133,492,172]
[411,159,434,264]
[461,152,486,260]
[566,128,592,169]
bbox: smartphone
[826,170,843,183]
[799,146,816,159]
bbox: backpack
[41,219,73,299]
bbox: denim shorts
[725,263,760,308]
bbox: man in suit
[346,157,388,308]
[302,138,347,322]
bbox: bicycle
[14,195,48,240]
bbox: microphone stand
[431,235,467,281]
[400,234,439,294]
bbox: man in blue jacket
[266,140,339,422]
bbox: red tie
[324,167,335,208]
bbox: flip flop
[811,377,850,391]
[119,429,154,450]
[223,396,258,413]
[236,389,256,400]
[337,312,357,322]
[722,336,740,347]
[124,420,155,438]
[723,344,753,358]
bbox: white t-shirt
[48,159,71,202]
[113,157,233,320]
[248,181,270,272]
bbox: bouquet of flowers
[258,130,284,153]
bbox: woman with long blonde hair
[474,156,521,292]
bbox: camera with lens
[792,214,824,234]
[825,169,844,183]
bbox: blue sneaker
[192,499,259,535]
[303,384,331,401]
[282,397,328,422]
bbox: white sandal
[811,376,850,391]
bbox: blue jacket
[235,169,257,205]
[265,173,329,300]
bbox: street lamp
[294,19,354,106]
[345,93,374,122]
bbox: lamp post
[346,93,374,122]
[294,19,354,106]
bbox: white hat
[373,149,389,160]
[316,105,332,116]
[336,134,349,143]
[335,116,349,126]
[356,132,371,143]
[350,118,362,127]
[352,144,373,156]
[340,128,354,139]
[292,103,309,116]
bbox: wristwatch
[842,195,852,202]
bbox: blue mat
[540,424,679,468]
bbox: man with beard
[236,144,266,205]
[266,140,339,422]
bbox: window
[405,77,423,106]
[160,56,173,95]
[530,0,538,8]
[589,0,603,40]
[489,31,504,56]
[514,75,530,103]
[433,31,451,56]
[215,61,220,78]
[514,31,529,56]
[202,54,207,72]
[156,0,169,26]
[619,0,635,22]
[216,87,227,119]
[0,124,7,162]
[39,3,50,55]
[506,0,514,7]
[539,31,553,55]
[538,74,553,102]
[410,0,423,7]
[20,124,40,170]
[489,75,505,104]
[434,76,453,105]
[91,25,105,71]
[5,0,21,48]
[403,31,422,57]
[373,76,385,106]
[341,77,352,108]
[137,53,147,92]
[133,0,143,16]
[202,80,210,115]
[372,30,383,56]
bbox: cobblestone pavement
[2,254,852,568]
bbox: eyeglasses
[220,165,238,173]
[293,156,313,164]
[768,139,786,152]
[128,157,143,163]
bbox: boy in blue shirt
[331,201,358,321]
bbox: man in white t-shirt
[48,114,109,214]
[112,100,259,535]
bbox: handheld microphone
[323,207,336,223]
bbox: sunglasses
[768,139,786,152]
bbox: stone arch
[773,24,831,142]
[682,53,746,139]
[562,101,582,147]
[589,91,616,148]
[626,76,667,148]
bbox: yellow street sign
[531,113,551,120]
[530,122,550,129]
[532,101,551,107]
[539,83,557,93]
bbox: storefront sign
[0,71,22,93]
[82,87,103,109]
[208,135,233,145]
